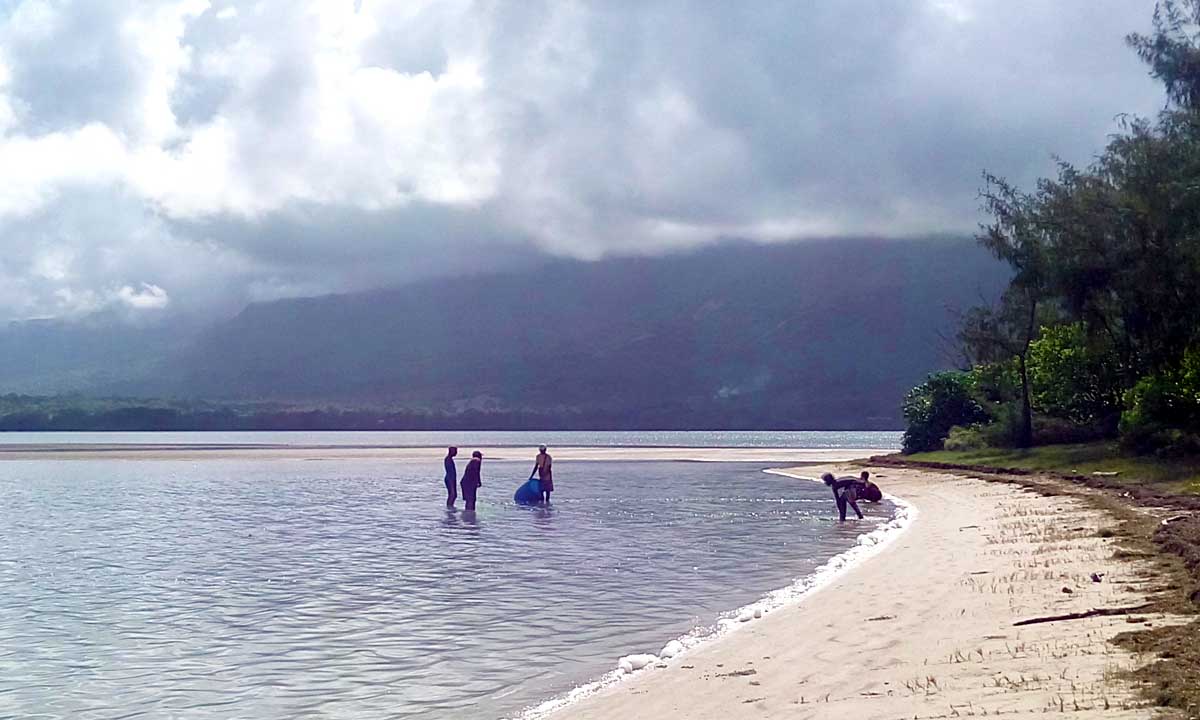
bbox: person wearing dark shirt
[821,472,864,521]
[461,451,483,511]
[856,470,883,503]
[443,447,458,508]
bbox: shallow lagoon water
[0,457,891,719]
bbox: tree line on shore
[903,0,1200,456]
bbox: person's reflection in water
[440,506,481,534]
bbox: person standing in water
[443,447,458,508]
[821,472,864,522]
[533,445,554,504]
[461,451,483,512]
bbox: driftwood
[1013,603,1154,627]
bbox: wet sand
[540,465,1180,719]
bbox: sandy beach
[541,465,1179,719]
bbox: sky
[0,0,1169,322]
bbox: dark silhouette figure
[461,451,483,511]
[533,445,554,504]
[821,472,864,521]
[444,447,458,508]
[857,470,883,503]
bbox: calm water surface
[0,429,901,449]
[0,458,892,719]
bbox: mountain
[165,238,1008,428]
[0,312,195,396]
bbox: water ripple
[0,458,889,719]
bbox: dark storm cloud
[0,0,1166,320]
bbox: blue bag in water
[513,477,543,506]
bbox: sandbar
[0,444,892,463]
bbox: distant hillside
[0,313,193,395]
[165,238,1007,428]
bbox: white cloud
[0,0,1168,321]
[117,283,170,310]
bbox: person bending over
[461,451,483,512]
[821,472,864,521]
[856,470,883,503]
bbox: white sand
[539,466,1177,719]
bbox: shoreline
[534,464,1181,719]
[516,469,917,719]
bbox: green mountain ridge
[160,238,1008,428]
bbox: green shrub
[1121,347,1200,454]
[902,371,990,453]
[1028,323,1122,432]
[943,425,989,451]
[1032,415,1110,445]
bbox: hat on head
[539,445,547,452]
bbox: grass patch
[905,441,1200,494]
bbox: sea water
[0,429,901,449]
[0,450,897,719]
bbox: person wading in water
[533,445,554,504]
[444,446,458,508]
[821,472,864,521]
[461,451,483,512]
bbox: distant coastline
[0,395,903,433]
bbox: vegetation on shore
[0,394,602,431]
[894,9,1200,703]
[905,442,1200,495]
[902,2,1200,465]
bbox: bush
[1033,415,1112,445]
[1121,347,1200,454]
[1028,323,1122,432]
[901,371,990,453]
[943,425,988,451]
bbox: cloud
[117,283,170,310]
[0,0,1167,321]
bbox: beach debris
[659,640,685,659]
[737,609,755,622]
[717,668,758,678]
[1013,602,1153,626]
[1061,586,1074,594]
[1091,471,1120,477]
[1090,572,1105,583]
[754,608,763,619]
[867,614,896,621]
